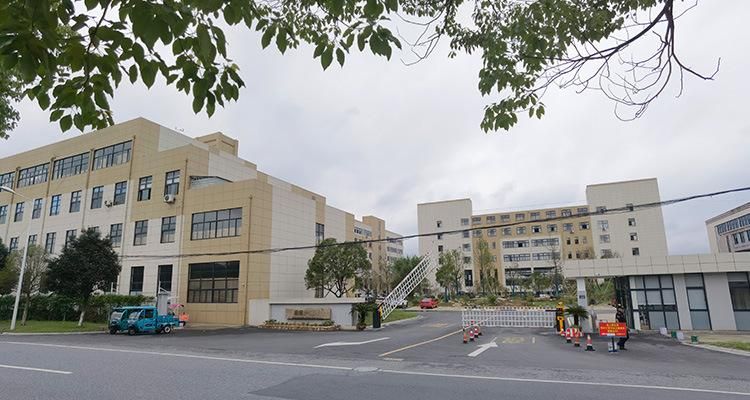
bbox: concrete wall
[672,274,693,330]
[268,299,361,327]
[703,273,737,330]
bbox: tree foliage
[18,245,50,325]
[0,240,9,271]
[305,238,371,298]
[389,255,425,296]
[0,0,714,137]
[46,228,121,326]
[474,238,499,294]
[0,69,22,139]
[436,249,463,297]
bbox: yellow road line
[378,329,463,357]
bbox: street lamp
[1,185,31,331]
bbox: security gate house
[462,307,555,328]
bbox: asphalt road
[1,311,748,400]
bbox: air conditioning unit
[104,200,113,208]
[164,194,176,204]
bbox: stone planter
[261,323,341,332]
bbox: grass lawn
[0,320,107,333]
[366,309,417,326]
[709,341,750,352]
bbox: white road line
[532,337,536,344]
[315,337,390,348]
[467,337,498,358]
[0,364,72,375]
[378,369,750,397]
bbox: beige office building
[0,118,401,325]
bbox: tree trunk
[21,294,30,326]
[78,309,86,327]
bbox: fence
[462,306,555,328]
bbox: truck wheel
[127,327,137,336]
[109,328,117,335]
[162,325,172,334]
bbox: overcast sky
[3,2,749,256]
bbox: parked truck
[109,306,180,335]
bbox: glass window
[32,198,43,219]
[17,163,49,187]
[502,228,511,236]
[684,273,704,288]
[157,265,173,292]
[92,141,132,170]
[0,171,14,189]
[45,232,56,253]
[548,224,557,232]
[0,205,6,224]
[687,289,707,310]
[191,207,242,240]
[472,216,481,224]
[598,220,609,231]
[530,212,540,221]
[69,190,81,213]
[577,207,589,214]
[462,231,470,238]
[109,223,123,248]
[515,213,525,221]
[129,266,144,295]
[133,220,148,246]
[545,211,556,218]
[473,229,482,237]
[91,186,104,209]
[628,218,636,227]
[315,223,325,244]
[661,289,676,305]
[65,229,77,246]
[632,248,640,256]
[649,311,666,329]
[561,209,572,217]
[659,275,673,288]
[516,226,526,235]
[52,152,89,179]
[187,261,240,303]
[728,272,750,311]
[460,218,469,226]
[563,223,573,232]
[690,311,711,330]
[9,237,18,251]
[501,215,510,222]
[113,181,127,205]
[665,311,680,330]
[14,202,24,222]
[579,222,589,230]
[644,276,660,288]
[164,170,180,196]
[49,194,61,216]
[487,228,497,237]
[486,216,496,223]
[462,243,471,251]
[161,216,176,243]
[531,225,541,233]
[599,234,610,243]
[138,176,152,201]
[646,290,662,304]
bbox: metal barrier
[462,307,555,328]
[379,251,437,320]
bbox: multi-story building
[417,178,668,292]
[706,202,750,253]
[0,118,400,325]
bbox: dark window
[138,176,152,201]
[129,266,144,295]
[728,272,750,311]
[630,275,679,330]
[133,220,148,246]
[464,270,473,287]
[157,265,173,292]
[14,202,24,222]
[32,198,42,219]
[0,171,14,189]
[0,205,6,224]
[49,194,61,216]
[17,163,49,187]
[438,245,444,252]
[92,141,132,170]
[109,223,122,247]
[160,216,176,243]
[69,190,81,213]
[9,237,18,251]
[685,274,711,330]
[45,233,56,253]
[191,207,242,240]
[65,229,77,246]
[187,261,240,303]
[52,152,89,179]
[91,186,104,209]
[164,170,180,196]
[27,234,37,246]
[632,247,640,256]
[315,223,325,244]
[561,209,572,217]
[113,181,127,205]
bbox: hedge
[0,293,154,322]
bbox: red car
[419,297,439,309]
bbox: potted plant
[565,304,589,327]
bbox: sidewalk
[673,330,750,357]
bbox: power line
[120,185,750,260]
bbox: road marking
[532,337,536,344]
[378,329,462,357]
[468,337,498,357]
[315,337,390,348]
[378,369,750,397]
[0,364,72,375]
[500,336,525,344]
[2,341,748,396]
[424,323,450,328]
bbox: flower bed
[261,320,340,331]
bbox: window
[92,140,132,170]
[628,218,636,227]
[28,234,37,246]
[500,215,510,222]
[17,163,49,187]
[129,266,144,295]
[563,223,573,232]
[463,257,471,264]
[577,207,589,214]
[530,212,540,221]
[574,237,579,244]
[113,181,127,205]
[138,176,152,201]
[91,186,104,209]
[157,265,173,292]
[65,229,77,246]
[632,248,640,256]
[464,270,473,287]
[109,223,123,247]
[438,245,443,252]
[486,216,496,223]
[188,261,240,303]
[462,231,470,238]
[600,234,611,243]
[503,254,530,262]
[515,213,525,221]
[164,170,180,196]
[531,238,559,247]
[463,243,471,251]
[473,229,482,237]
[728,273,750,311]
[69,190,81,213]
[436,220,443,228]
[32,198,42,219]
[548,224,557,232]
[579,222,589,230]
[52,152,89,179]
[488,228,497,237]
[89,226,100,234]
[630,275,679,330]
[516,226,526,235]
[566,238,571,245]
[626,203,634,211]
[0,205,6,224]
[567,253,572,259]
[561,209,572,217]
[14,202,24,222]
[601,249,613,258]
[491,242,496,249]
[685,274,711,330]
[161,216,177,243]
[472,216,481,224]
[437,234,443,240]
[0,172,14,189]
[49,194,61,216]
[596,206,607,213]
[9,237,18,251]
[45,233,56,253]
[133,220,148,246]
[630,232,638,241]
[598,220,609,231]
[502,227,511,236]
[460,218,469,226]
[315,223,325,244]
[545,211,556,218]
[191,207,242,240]
[531,225,541,233]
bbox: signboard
[599,322,627,337]
[286,307,332,320]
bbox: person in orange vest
[616,305,629,350]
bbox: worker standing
[616,305,629,350]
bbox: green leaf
[128,65,138,83]
[535,106,545,119]
[261,24,276,49]
[321,47,333,70]
[336,48,345,67]
[313,42,326,58]
[50,110,64,122]
[59,115,72,132]
[141,62,157,88]
[37,92,50,110]
[276,30,288,53]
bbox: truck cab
[109,306,179,336]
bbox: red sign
[599,322,627,337]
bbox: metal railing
[379,252,436,320]
[462,307,555,328]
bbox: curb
[683,342,750,357]
[381,314,423,327]
[0,331,107,336]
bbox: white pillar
[576,277,593,333]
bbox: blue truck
[109,306,180,335]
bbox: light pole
[1,186,31,331]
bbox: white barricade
[462,307,555,328]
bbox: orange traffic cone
[463,329,469,344]
[565,329,571,343]
[585,334,595,351]
[469,327,475,342]
[574,332,581,347]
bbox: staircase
[379,252,437,320]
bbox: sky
[3,1,749,256]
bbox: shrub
[321,319,334,326]
[0,293,152,322]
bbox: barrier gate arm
[379,252,437,320]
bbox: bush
[321,319,334,326]
[0,293,153,322]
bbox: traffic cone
[565,329,571,343]
[574,332,580,347]
[463,329,469,344]
[469,327,475,342]
[585,334,595,351]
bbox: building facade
[706,202,750,254]
[0,118,401,325]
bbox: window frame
[160,216,176,243]
[52,152,89,179]
[69,190,82,213]
[129,266,145,295]
[92,140,132,170]
[14,202,24,222]
[32,198,43,219]
[138,176,152,201]
[45,232,56,253]
[109,223,123,247]
[49,194,61,216]
[133,220,148,246]
[91,186,104,209]
[113,181,127,205]
[17,163,49,188]
[164,170,180,196]
[190,207,243,240]
[187,261,240,303]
